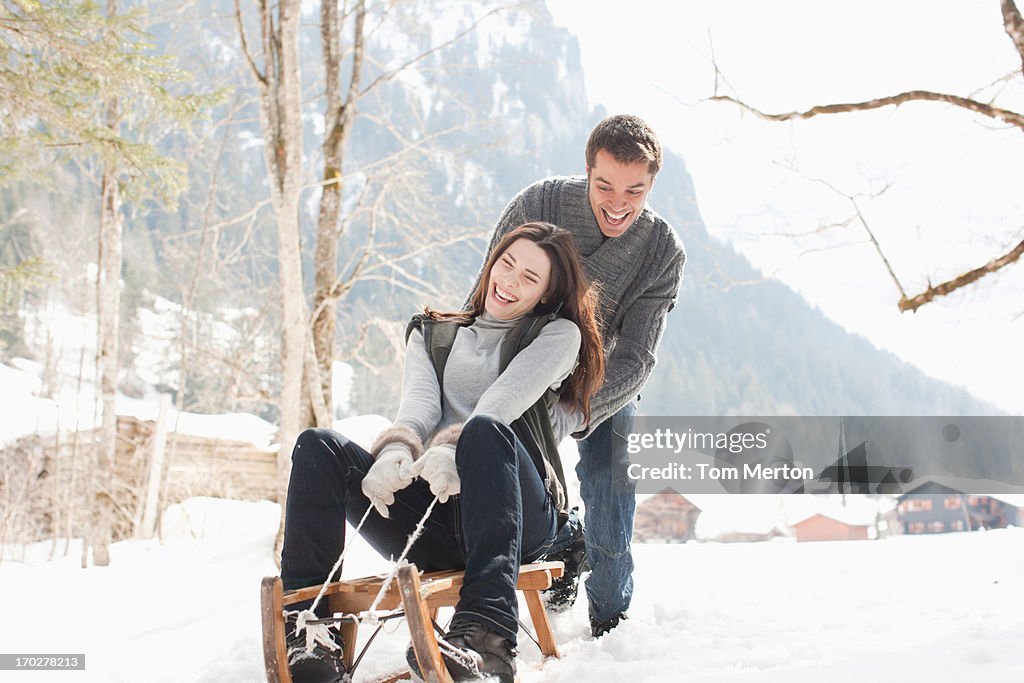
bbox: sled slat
[399,564,454,683]
[260,576,292,683]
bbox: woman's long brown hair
[426,222,605,424]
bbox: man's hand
[361,444,414,518]
[408,444,460,503]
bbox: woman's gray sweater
[394,312,581,446]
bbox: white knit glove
[408,444,460,503]
[361,444,414,518]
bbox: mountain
[128,0,1006,417]
[3,0,996,421]
[380,2,997,417]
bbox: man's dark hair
[585,114,663,176]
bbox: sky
[546,0,1024,414]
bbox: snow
[1,496,1022,682]
[3,310,1021,681]
[491,77,511,116]
[333,361,355,417]
[331,414,391,449]
[236,129,264,151]
[170,412,278,450]
[0,360,55,443]
[0,358,278,449]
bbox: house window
[928,521,945,533]
[905,499,932,512]
[944,496,963,510]
[908,522,925,533]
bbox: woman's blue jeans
[280,415,558,644]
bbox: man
[475,114,686,637]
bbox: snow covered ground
[1,497,1022,683]
[2,320,1022,681]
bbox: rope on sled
[364,493,442,619]
[362,494,480,674]
[357,494,479,674]
[292,504,374,655]
[312,504,375,614]
[290,493,442,655]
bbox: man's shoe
[285,611,347,683]
[590,611,627,638]
[406,617,516,683]
[541,512,589,612]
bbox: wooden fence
[0,415,279,547]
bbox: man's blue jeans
[551,400,637,623]
[280,415,558,645]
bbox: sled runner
[261,561,564,683]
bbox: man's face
[587,149,656,238]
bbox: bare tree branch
[0,207,28,232]
[309,185,384,325]
[341,0,365,113]
[710,18,1024,313]
[710,91,1024,131]
[757,214,858,239]
[303,327,331,426]
[898,238,1024,312]
[358,5,509,98]
[160,195,273,243]
[850,198,907,300]
[231,0,265,85]
[1002,0,1024,76]
[363,230,488,272]
[787,172,908,298]
[336,320,372,362]
[352,118,488,179]
[968,69,1020,100]
[336,317,404,374]
[353,273,445,300]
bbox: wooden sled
[261,561,564,683]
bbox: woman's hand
[361,444,414,518]
[408,444,460,503]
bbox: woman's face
[484,238,552,320]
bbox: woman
[281,222,604,683]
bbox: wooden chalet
[633,489,702,543]
[792,513,870,542]
[896,481,1019,534]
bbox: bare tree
[90,6,123,563]
[710,0,1024,313]
[305,1,512,426]
[303,0,365,429]
[233,0,307,488]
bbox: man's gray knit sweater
[482,175,686,435]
